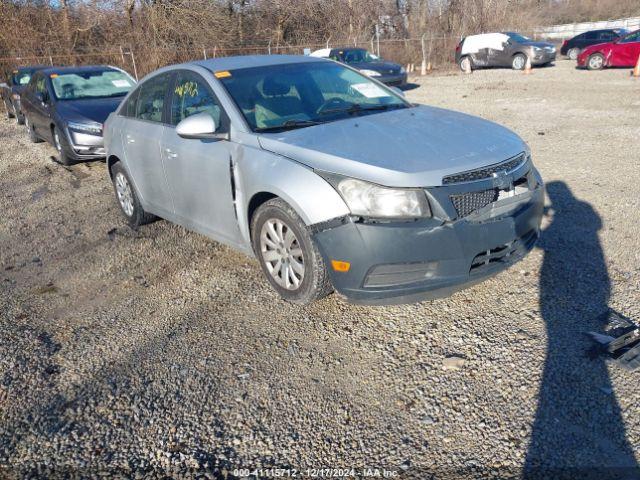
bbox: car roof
[192,54,325,72]
[14,65,48,72]
[39,65,121,76]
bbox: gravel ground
[1,59,639,479]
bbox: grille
[442,153,526,185]
[450,189,498,218]
[470,229,538,274]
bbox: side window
[600,31,615,41]
[585,31,598,40]
[620,32,640,44]
[121,89,139,117]
[136,73,171,122]
[574,33,585,40]
[35,75,46,94]
[170,71,223,129]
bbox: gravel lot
[1,59,639,479]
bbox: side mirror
[390,86,405,97]
[176,111,228,140]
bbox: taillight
[455,44,461,52]
[562,40,568,47]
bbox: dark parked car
[455,32,556,71]
[560,29,628,60]
[311,47,407,86]
[20,65,135,165]
[1,66,47,124]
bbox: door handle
[165,148,178,159]
[126,135,135,144]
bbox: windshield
[217,61,408,132]
[507,33,532,43]
[51,70,134,100]
[333,49,379,64]
[12,71,33,86]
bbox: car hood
[257,105,526,188]
[12,85,29,95]
[348,61,403,74]
[581,41,614,54]
[55,97,125,125]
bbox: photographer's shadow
[524,181,639,479]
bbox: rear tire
[25,116,43,143]
[458,56,472,72]
[251,198,333,304]
[110,161,156,229]
[52,125,74,166]
[587,53,605,70]
[568,47,580,61]
[512,53,527,70]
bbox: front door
[28,74,52,140]
[611,31,640,67]
[122,72,174,215]
[161,70,241,244]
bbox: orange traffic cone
[632,54,640,78]
[524,55,532,75]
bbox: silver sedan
[104,55,544,305]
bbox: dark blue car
[312,48,407,87]
[20,65,135,165]
[1,66,48,124]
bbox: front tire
[52,126,74,166]
[251,198,333,304]
[568,47,580,61]
[512,53,527,70]
[110,162,156,229]
[587,53,605,70]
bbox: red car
[577,29,640,70]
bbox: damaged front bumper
[313,179,544,305]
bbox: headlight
[400,66,406,74]
[359,69,381,77]
[67,121,102,135]
[320,173,431,219]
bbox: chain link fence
[0,35,464,80]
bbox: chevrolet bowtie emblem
[492,170,512,189]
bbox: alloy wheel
[568,48,580,61]
[54,129,62,153]
[588,55,603,70]
[513,55,525,70]
[115,172,134,217]
[259,218,305,290]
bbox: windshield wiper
[255,119,322,133]
[319,103,405,116]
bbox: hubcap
[589,56,603,69]
[461,58,470,71]
[115,172,134,217]
[260,218,304,290]
[514,56,525,69]
[54,130,62,152]
[569,49,579,60]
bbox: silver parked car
[104,55,544,305]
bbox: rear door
[610,31,640,66]
[160,69,241,244]
[122,72,174,215]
